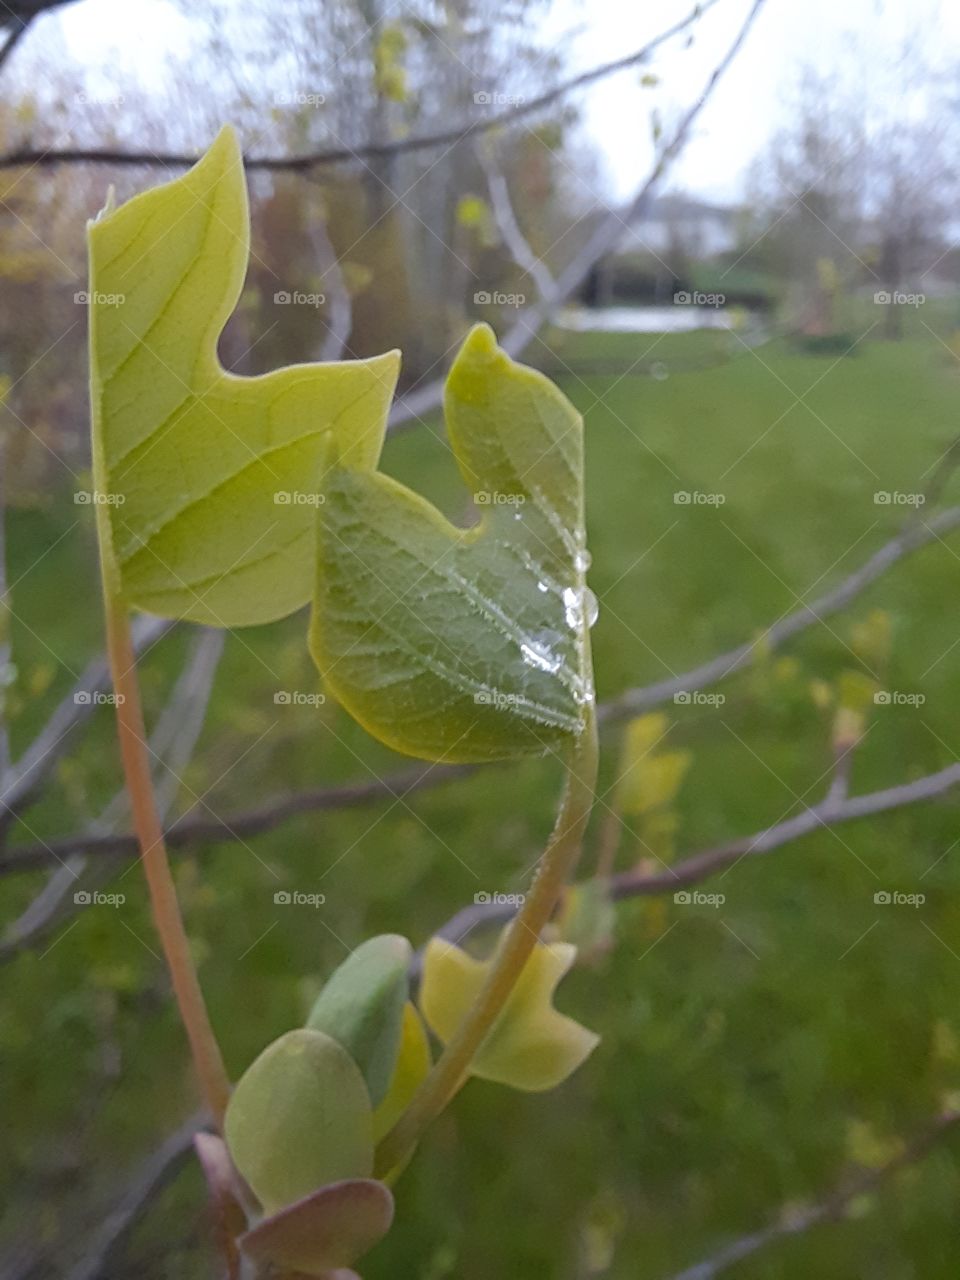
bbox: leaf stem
[374,700,599,1177]
[102,594,231,1128]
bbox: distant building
[620,195,739,260]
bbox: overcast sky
[53,0,957,205]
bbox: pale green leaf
[225,1029,373,1213]
[88,125,400,626]
[306,934,412,1107]
[309,323,594,763]
[419,935,599,1092]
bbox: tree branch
[386,0,768,431]
[0,0,720,173]
[664,1109,960,1280]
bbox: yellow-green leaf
[616,714,691,815]
[225,1029,373,1213]
[88,125,400,626]
[419,935,599,1091]
[372,1002,431,1147]
[309,323,594,763]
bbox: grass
[5,303,960,1277]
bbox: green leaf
[225,1029,373,1213]
[419,935,599,1091]
[88,125,400,626]
[372,1002,431,1147]
[306,934,412,1107]
[310,323,594,763]
[239,1178,394,1277]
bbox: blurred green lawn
[5,304,960,1277]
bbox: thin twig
[388,0,768,430]
[477,142,556,298]
[5,503,958,879]
[0,0,719,174]
[0,614,172,836]
[0,629,223,961]
[664,1110,960,1280]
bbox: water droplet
[574,548,592,573]
[650,361,668,381]
[519,630,564,675]
[537,580,549,593]
[562,586,581,630]
[583,587,599,627]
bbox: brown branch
[0,615,171,836]
[664,1109,960,1280]
[0,0,719,173]
[3,504,959,880]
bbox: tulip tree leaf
[372,1002,431,1148]
[225,1029,373,1213]
[419,935,599,1091]
[88,124,400,627]
[310,323,594,763]
[306,934,412,1107]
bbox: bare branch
[0,0,720,173]
[4,503,959,879]
[0,615,171,835]
[477,143,556,298]
[600,505,960,722]
[0,629,223,961]
[387,0,768,430]
[664,1109,960,1280]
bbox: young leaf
[306,934,412,1107]
[419,935,599,1092]
[239,1178,394,1278]
[88,125,400,626]
[372,1002,431,1146]
[310,323,594,763]
[225,1029,373,1213]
